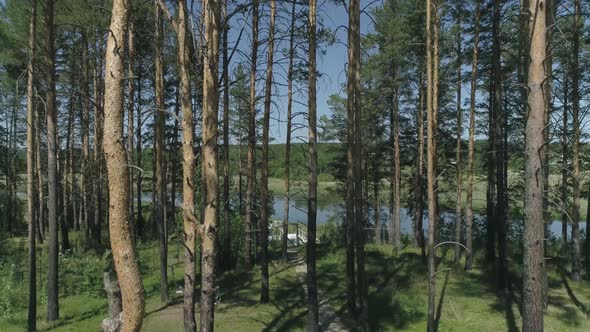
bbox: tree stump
[101,271,122,332]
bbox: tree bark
[561,74,568,244]
[542,0,554,244]
[307,0,319,330]
[200,0,220,329]
[571,0,582,281]
[432,0,440,246]
[346,0,357,316]
[283,0,297,264]
[103,1,145,330]
[492,0,507,288]
[454,4,463,263]
[392,87,401,249]
[426,0,438,330]
[374,170,381,244]
[26,1,37,330]
[259,0,275,304]
[244,0,258,270]
[414,70,426,260]
[136,70,143,241]
[101,272,123,332]
[154,3,169,302]
[176,1,197,330]
[522,0,546,329]
[350,0,368,328]
[45,0,59,320]
[62,95,73,250]
[37,93,46,240]
[221,0,231,271]
[127,20,135,235]
[465,0,479,271]
[93,61,104,250]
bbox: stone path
[288,248,349,332]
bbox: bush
[0,265,25,319]
[60,251,105,297]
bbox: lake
[270,195,586,239]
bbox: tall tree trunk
[70,92,77,231]
[62,95,73,250]
[200,0,220,329]
[465,0,479,271]
[414,70,426,259]
[283,0,297,264]
[127,20,135,234]
[346,0,357,316]
[244,0,258,270]
[542,0,553,244]
[522,0,546,329]
[81,37,91,238]
[351,0,368,328]
[93,60,104,250]
[486,48,496,263]
[45,0,59,320]
[136,70,143,241]
[221,0,231,271]
[432,0,440,246]
[562,75,568,243]
[65,133,72,247]
[238,121,244,216]
[154,3,169,303]
[492,0,507,289]
[307,0,319,330]
[37,98,46,239]
[426,0,439,330]
[176,1,197,330]
[542,0,555,307]
[26,1,37,330]
[571,0,582,281]
[392,88,401,249]
[374,170,381,244]
[103,1,145,330]
[259,0,275,304]
[454,4,463,263]
[171,87,179,234]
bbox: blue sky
[225,0,377,144]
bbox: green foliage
[59,251,105,297]
[318,217,344,249]
[0,265,23,319]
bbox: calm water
[134,192,585,239]
[270,195,586,239]
[11,190,585,239]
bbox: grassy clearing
[0,236,307,332]
[2,234,590,331]
[316,244,590,331]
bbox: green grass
[316,244,590,331]
[2,233,590,331]
[0,235,306,331]
[267,177,338,203]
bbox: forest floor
[288,247,350,331]
[2,238,590,331]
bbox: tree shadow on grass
[315,247,427,331]
[433,270,450,332]
[258,284,307,332]
[448,257,520,332]
[44,307,105,331]
[368,251,427,331]
[144,297,182,317]
[556,264,589,320]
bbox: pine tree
[103,0,145,330]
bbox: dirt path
[288,248,349,332]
